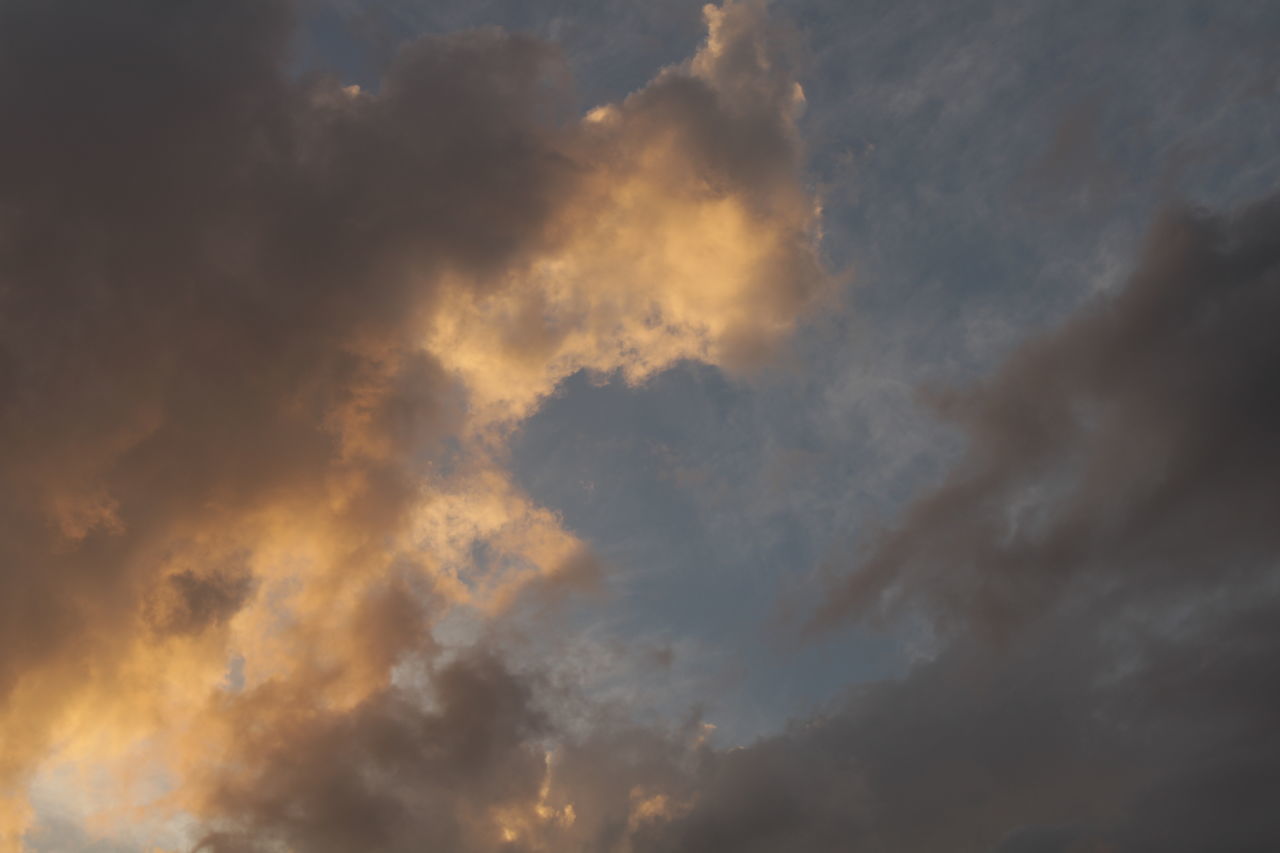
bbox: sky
[1,1,1279,851]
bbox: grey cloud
[637,583,1280,852]
[151,563,256,637]
[814,193,1280,639]
[688,192,1280,851]
[190,647,715,853]
[194,652,551,853]
[0,0,576,820]
[0,0,568,683]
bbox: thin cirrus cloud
[0,0,825,847]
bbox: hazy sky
[3,2,1279,851]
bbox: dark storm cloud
[814,192,1280,638]
[642,586,1280,852]
[0,0,565,680]
[0,0,572,831]
[676,193,1280,851]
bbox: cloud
[641,580,1280,852]
[813,193,1280,639]
[189,651,552,853]
[12,0,1274,850]
[714,192,1280,851]
[0,0,827,846]
[428,0,823,427]
[184,646,719,853]
[167,193,1280,853]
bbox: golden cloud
[0,1,827,848]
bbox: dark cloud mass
[0,0,571,826]
[0,0,562,662]
[2,0,1279,850]
[775,194,1280,851]
[815,195,1280,638]
[192,652,551,852]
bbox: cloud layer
[0,0,825,846]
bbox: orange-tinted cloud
[0,0,827,847]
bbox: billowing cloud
[189,652,552,852]
[185,648,720,853]
[153,196,1280,853]
[429,0,822,427]
[0,0,826,847]
[7,0,1275,850]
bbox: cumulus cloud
[0,0,826,846]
